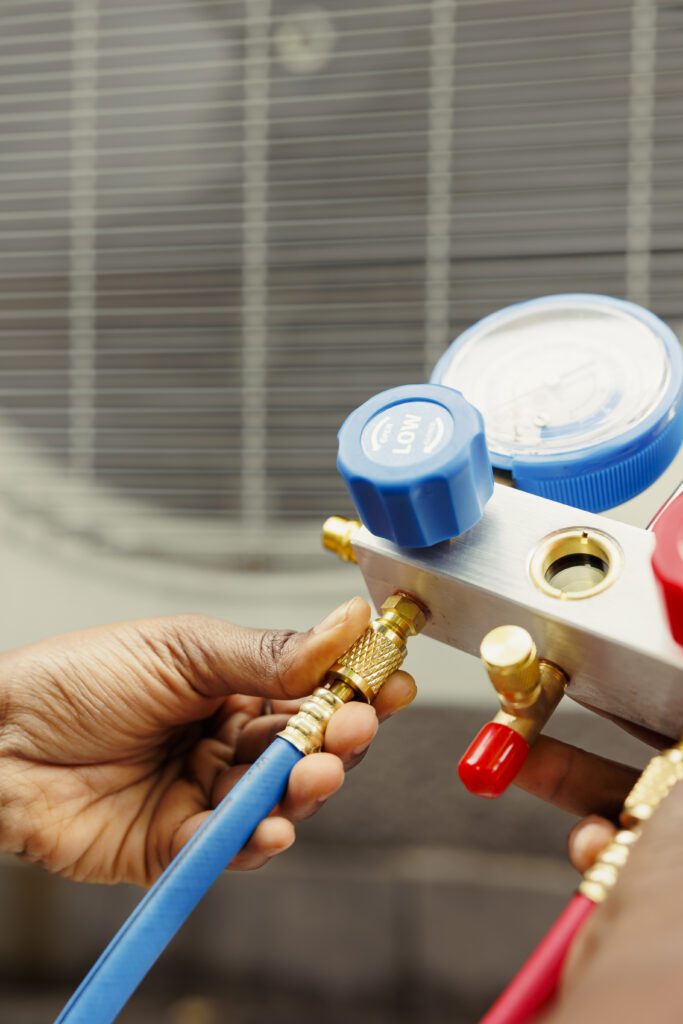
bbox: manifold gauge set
[57,293,683,1024]
[330,293,683,775]
[322,292,683,1020]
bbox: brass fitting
[279,592,427,755]
[579,740,683,903]
[322,515,361,563]
[621,743,683,827]
[481,625,542,710]
[376,592,427,643]
[277,681,356,757]
[579,828,641,904]
[480,625,566,745]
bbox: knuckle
[136,614,216,696]
[256,629,299,691]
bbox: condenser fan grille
[0,0,680,569]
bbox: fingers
[233,714,290,764]
[175,745,359,875]
[229,596,372,700]
[209,751,345,846]
[232,670,417,764]
[322,701,378,768]
[213,711,370,820]
[137,597,373,709]
[233,707,377,767]
[170,810,295,872]
[568,815,617,873]
[372,670,417,723]
[229,816,295,871]
[180,756,343,870]
[279,753,345,822]
[171,674,416,876]
[514,735,640,820]
[167,662,417,877]
[266,670,416,721]
[570,698,671,750]
[183,736,233,800]
[212,708,381,829]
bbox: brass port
[322,516,361,563]
[529,527,622,600]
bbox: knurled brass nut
[380,593,427,635]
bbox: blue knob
[337,384,493,547]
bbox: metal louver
[0,0,678,571]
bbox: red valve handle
[458,722,530,799]
[652,492,683,646]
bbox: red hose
[480,892,595,1024]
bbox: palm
[16,694,280,886]
[0,606,416,886]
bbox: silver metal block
[352,484,683,738]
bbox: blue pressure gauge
[431,295,683,512]
[337,384,493,547]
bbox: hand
[512,713,683,1022]
[513,707,668,873]
[0,597,415,887]
[544,765,683,1023]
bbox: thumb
[146,597,372,706]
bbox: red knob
[652,493,683,646]
[458,722,530,799]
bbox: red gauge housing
[652,492,683,647]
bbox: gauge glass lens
[437,299,672,459]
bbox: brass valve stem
[480,625,567,745]
[279,592,427,755]
[579,740,683,903]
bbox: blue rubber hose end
[55,736,303,1024]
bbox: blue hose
[55,736,303,1024]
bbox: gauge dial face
[435,298,673,462]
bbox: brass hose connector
[621,743,683,827]
[480,625,567,744]
[579,828,641,904]
[279,592,427,755]
[322,515,362,563]
[579,740,683,903]
[277,681,356,757]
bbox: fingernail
[313,597,358,635]
[570,820,615,873]
[377,678,418,723]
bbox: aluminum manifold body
[348,483,683,739]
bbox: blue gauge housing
[337,384,493,547]
[431,295,683,512]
